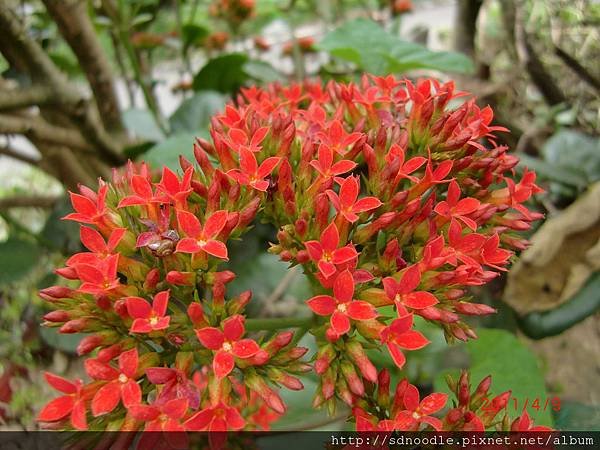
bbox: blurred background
[0,0,598,431]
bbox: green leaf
[542,129,600,184]
[434,329,553,427]
[143,131,207,170]
[169,91,227,133]
[243,60,286,84]
[318,18,473,75]
[123,108,165,142]
[39,326,83,354]
[0,238,40,285]
[40,197,82,255]
[518,154,587,188]
[192,53,249,94]
[553,401,600,431]
[181,23,209,51]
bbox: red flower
[380,314,429,369]
[382,265,438,310]
[175,210,229,260]
[227,148,281,191]
[126,290,171,333]
[117,174,163,208]
[155,166,194,208]
[184,401,245,431]
[37,373,87,430]
[511,410,553,432]
[225,126,269,153]
[67,226,126,266]
[146,367,200,409]
[307,269,378,337]
[327,176,382,223]
[129,398,188,449]
[481,233,512,271]
[194,315,260,379]
[317,120,362,155]
[309,144,357,179]
[85,348,141,416]
[74,254,122,295]
[387,143,427,183]
[304,222,358,279]
[434,180,480,231]
[394,383,447,430]
[63,184,109,226]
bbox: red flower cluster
[39,75,548,441]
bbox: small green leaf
[181,23,210,51]
[192,53,249,94]
[169,91,227,133]
[143,131,207,170]
[0,238,41,285]
[318,19,473,75]
[123,108,165,142]
[434,329,553,427]
[243,60,286,84]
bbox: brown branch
[0,3,125,165]
[554,45,600,93]
[0,113,91,151]
[0,195,60,209]
[0,145,40,166]
[42,0,124,133]
[514,1,567,106]
[0,85,55,110]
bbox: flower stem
[245,316,314,331]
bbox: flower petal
[419,393,448,415]
[201,239,228,260]
[213,350,235,379]
[223,315,245,341]
[70,400,88,430]
[119,348,138,378]
[126,297,152,319]
[333,269,355,303]
[91,382,121,416]
[203,210,228,239]
[330,311,350,335]
[232,339,260,358]
[402,291,438,309]
[195,327,224,350]
[346,301,378,321]
[37,396,74,422]
[44,372,77,394]
[84,359,119,381]
[152,290,170,317]
[306,295,336,315]
[320,222,339,253]
[121,379,141,407]
[176,210,201,238]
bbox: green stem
[245,316,314,331]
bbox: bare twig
[0,195,60,209]
[0,113,91,151]
[0,145,40,166]
[553,45,600,93]
[0,85,54,110]
[513,1,567,106]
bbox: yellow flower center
[118,374,128,383]
[222,342,233,352]
[149,316,159,326]
[337,303,347,313]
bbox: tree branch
[554,45,600,93]
[514,1,567,106]
[0,195,60,209]
[0,85,55,110]
[0,113,91,151]
[42,0,124,133]
[0,145,40,166]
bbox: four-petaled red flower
[394,383,447,430]
[175,210,229,260]
[155,166,194,208]
[37,373,88,430]
[317,120,362,155]
[74,253,121,295]
[387,143,427,183]
[434,180,480,231]
[184,401,246,432]
[327,176,382,223]
[309,144,357,179]
[85,348,141,416]
[511,410,553,432]
[226,126,269,153]
[382,265,438,310]
[380,313,429,369]
[117,174,163,208]
[307,269,378,337]
[129,398,189,450]
[63,184,109,225]
[227,148,281,191]
[126,290,171,333]
[305,222,358,279]
[146,367,200,409]
[67,226,126,266]
[195,315,260,379]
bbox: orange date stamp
[481,396,561,412]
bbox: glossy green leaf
[192,53,249,94]
[0,238,41,285]
[123,108,165,142]
[318,19,473,75]
[434,328,553,427]
[143,131,207,170]
[169,91,226,133]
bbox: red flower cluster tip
[38,75,548,442]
